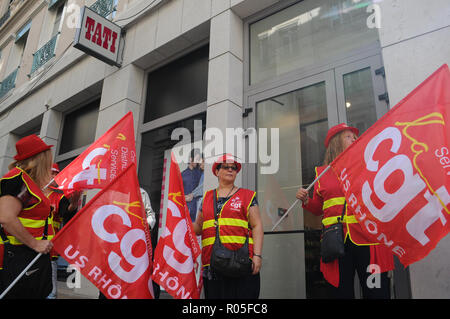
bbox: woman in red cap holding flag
[0,134,55,298]
[193,154,263,299]
[296,124,393,299]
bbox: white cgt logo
[91,204,149,283]
[159,200,194,274]
[60,147,108,189]
[362,127,450,246]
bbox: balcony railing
[0,68,18,99]
[90,0,115,18]
[30,34,58,76]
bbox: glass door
[247,70,337,298]
[246,56,393,298]
[335,55,389,133]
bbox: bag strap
[0,225,9,244]
[337,201,346,223]
[213,189,218,221]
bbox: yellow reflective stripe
[6,234,54,245]
[322,197,345,210]
[202,237,215,247]
[203,220,215,230]
[220,218,248,228]
[18,217,46,228]
[322,215,358,226]
[203,218,248,230]
[221,236,253,245]
[202,236,254,247]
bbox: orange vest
[0,167,54,268]
[201,188,256,268]
[304,165,394,287]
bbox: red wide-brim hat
[212,154,242,177]
[324,123,359,148]
[14,134,53,161]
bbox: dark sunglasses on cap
[219,164,238,171]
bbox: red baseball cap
[14,134,53,161]
[212,154,242,177]
[324,123,359,148]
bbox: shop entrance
[244,54,406,298]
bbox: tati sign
[74,6,122,67]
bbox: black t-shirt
[0,173,39,209]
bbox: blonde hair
[323,131,346,165]
[9,149,53,188]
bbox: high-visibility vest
[307,165,375,246]
[0,167,54,246]
[201,188,256,268]
[303,165,394,287]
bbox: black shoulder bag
[210,189,253,278]
[320,202,346,263]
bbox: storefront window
[343,67,377,133]
[144,45,209,123]
[250,0,379,84]
[138,113,206,243]
[256,81,327,233]
[59,99,99,154]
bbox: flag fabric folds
[330,64,450,267]
[54,112,136,196]
[152,153,201,299]
[52,163,154,299]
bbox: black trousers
[1,245,52,299]
[329,240,390,299]
[203,269,260,299]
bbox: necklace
[218,185,235,198]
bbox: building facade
[0,0,448,298]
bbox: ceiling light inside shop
[258,7,321,39]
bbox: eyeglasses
[220,165,238,171]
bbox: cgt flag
[52,163,154,299]
[330,64,450,267]
[152,153,201,299]
[54,112,136,195]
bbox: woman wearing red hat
[296,124,393,299]
[0,134,55,298]
[193,154,264,299]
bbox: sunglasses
[220,164,238,171]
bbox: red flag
[330,64,450,267]
[54,112,136,195]
[52,163,154,299]
[152,153,201,299]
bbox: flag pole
[0,252,42,299]
[271,165,331,231]
[42,178,54,191]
